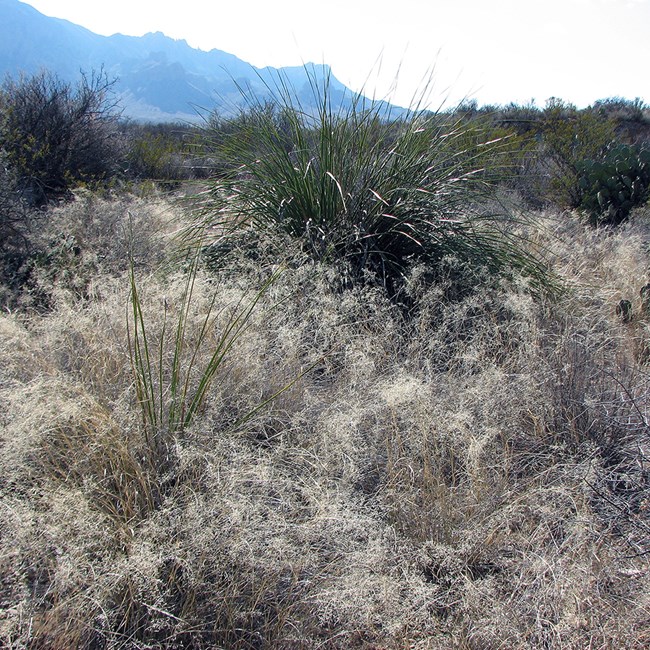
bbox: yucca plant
[194,72,552,295]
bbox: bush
[121,121,195,183]
[576,143,650,226]
[444,111,538,189]
[0,148,32,299]
[591,96,648,125]
[541,98,616,208]
[195,77,551,295]
[0,70,121,205]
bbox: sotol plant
[195,73,553,295]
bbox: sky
[22,0,650,110]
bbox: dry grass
[1,196,650,648]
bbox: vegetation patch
[1,72,650,649]
[195,79,552,297]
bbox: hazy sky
[23,0,650,109]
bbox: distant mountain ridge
[0,0,359,121]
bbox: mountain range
[0,0,360,122]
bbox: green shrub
[591,96,648,125]
[444,113,537,190]
[576,144,650,226]
[126,131,178,180]
[541,98,616,207]
[122,122,195,183]
[195,76,551,295]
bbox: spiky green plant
[194,72,553,294]
[127,243,281,445]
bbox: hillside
[0,0,356,121]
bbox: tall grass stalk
[127,244,280,443]
[196,70,553,293]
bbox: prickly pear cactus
[576,144,650,226]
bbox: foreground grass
[1,194,650,649]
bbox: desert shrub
[125,130,178,181]
[576,143,650,226]
[591,96,648,126]
[194,77,551,296]
[122,122,195,183]
[444,114,534,180]
[0,148,33,300]
[446,111,543,207]
[541,98,616,207]
[0,70,121,205]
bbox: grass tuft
[127,239,282,443]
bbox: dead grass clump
[6,191,178,311]
[3,196,650,648]
[38,191,177,275]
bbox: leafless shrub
[0,70,121,206]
